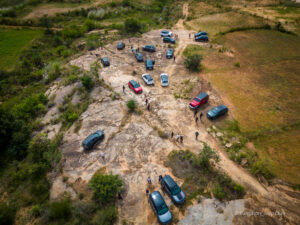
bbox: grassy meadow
[0,28,43,71]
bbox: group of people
[145,175,163,196]
[194,109,203,123]
[170,132,184,143]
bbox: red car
[128,80,143,94]
[189,92,208,109]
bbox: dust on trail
[47,2,300,225]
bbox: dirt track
[47,3,300,224]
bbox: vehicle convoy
[207,104,228,119]
[160,175,186,204]
[195,35,208,42]
[189,92,209,109]
[166,48,174,59]
[163,37,175,44]
[100,57,110,67]
[149,191,172,224]
[82,130,105,150]
[128,80,143,94]
[117,42,125,50]
[160,73,169,87]
[135,52,144,62]
[194,31,207,37]
[142,73,154,85]
[143,45,156,52]
[145,59,155,70]
[160,30,173,37]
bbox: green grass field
[0,28,43,71]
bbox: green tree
[80,75,94,90]
[184,54,203,72]
[0,203,15,225]
[89,174,123,205]
[126,99,136,112]
[124,18,142,33]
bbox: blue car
[166,48,173,59]
[101,57,110,67]
[117,42,125,50]
[145,59,155,70]
[143,45,156,52]
[207,105,228,120]
[194,31,207,37]
[163,37,175,44]
[82,130,104,150]
[195,35,208,42]
[135,52,143,62]
[160,175,186,204]
[149,191,172,224]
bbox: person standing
[200,112,203,122]
[176,134,180,142]
[195,117,199,123]
[174,55,176,62]
[100,152,105,160]
[194,109,198,117]
[146,189,149,196]
[171,131,174,139]
[147,104,150,111]
[180,135,183,143]
[145,98,148,105]
[189,33,191,39]
[195,131,199,140]
[122,85,126,94]
[147,176,152,184]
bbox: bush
[124,18,142,33]
[184,54,203,72]
[126,99,136,112]
[234,62,240,67]
[91,207,118,225]
[0,203,16,225]
[89,174,123,205]
[213,184,225,200]
[80,75,94,90]
[49,198,71,221]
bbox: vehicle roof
[150,191,164,206]
[83,130,103,144]
[160,73,168,76]
[168,48,173,51]
[118,42,124,44]
[130,80,138,85]
[161,30,169,32]
[195,35,208,39]
[196,92,208,100]
[102,57,109,61]
[145,45,155,47]
[216,104,228,110]
[163,175,177,189]
[146,59,153,63]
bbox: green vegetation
[126,99,136,112]
[0,28,43,71]
[184,54,203,72]
[165,145,245,204]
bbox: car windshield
[132,82,140,88]
[146,75,153,81]
[171,185,181,195]
[161,30,168,33]
[194,98,201,102]
[157,203,168,215]
[162,75,168,81]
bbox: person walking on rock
[200,112,203,122]
[174,55,176,62]
[176,134,180,142]
[171,131,174,139]
[146,189,149,196]
[147,104,150,111]
[180,135,183,143]
[194,109,198,117]
[195,131,199,140]
[123,85,126,94]
[195,116,199,124]
[145,98,148,105]
[147,176,152,184]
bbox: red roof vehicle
[189,92,208,109]
[128,80,143,94]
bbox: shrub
[31,205,43,218]
[184,54,203,72]
[124,18,142,33]
[49,198,71,221]
[0,203,15,225]
[234,62,240,67]
[88,9,106,20]
[89,174,123,205]
[213,184,225,200]
[126,99,136,112]
[80,75,94,90]
[91,206,118,225]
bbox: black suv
[82,130,104,150]
[160,175,186,204]
[101,57,110,67]
[143,45,156,52]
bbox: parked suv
[189,92,209,109]
[128,80,142,94]
[207,104,228,119]
[82,130,104,150]
[117,42,125,50]
[195,35,208,42]
[166,48,173,59]
[163,37,175,44]
[143,45,156,52]
[160,30,173,37]
[160,175,186,204]
[135,52,144,62]
[100,57,110,67]
[145,59,155,70]
[149,191,172,224]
